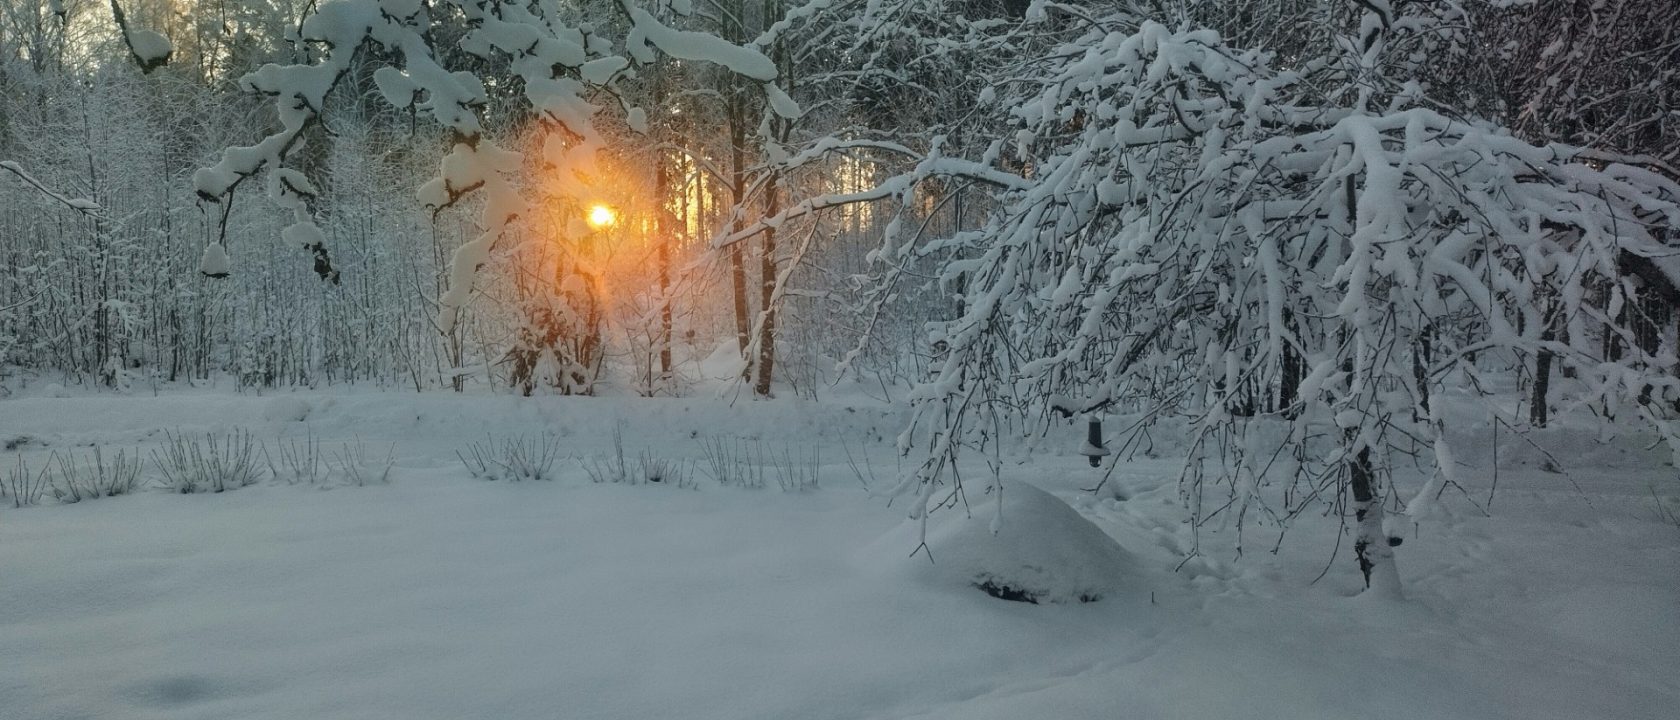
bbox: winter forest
[2,0,1677,718]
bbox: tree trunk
[1413,324,1433,421]
[655,124,673,386]
[725,3,751,369]
[753,0,787,398]
[1532,307,1556,427]
[754,173,780,397]
[1349,441,1402,598]
[1279,309,1303,417]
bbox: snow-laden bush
[47,446,145,502]
[4,455,49,508]
[636,451,696,489]
[695,434,822,491]
[151,429,266,493]
[457,433,565,481]
[270,432,327,485]
[329,437,395,487]
[696,435,768,489]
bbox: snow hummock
[261,396,311,422]
[872,480,1134,603]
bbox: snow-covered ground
[2,390,1677,719]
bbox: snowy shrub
[47,446,145,503]
[151,429,266,493]
[636,451,696,490]
[841,441,886,492]
[581,424,699,488]
[582,424,630,485]
[4,455,48,508]
[696,436,768,489]
[269,432,326,485]
[329,437,395,487]
[696,435,821,492]
[771,445,820,493]
[457,433,564,481]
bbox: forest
[2,1,1678,718]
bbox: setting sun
[587,204,616,229]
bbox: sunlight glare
[587,204,617,229]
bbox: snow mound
[262,397,311,422]
[874,481,1132,604]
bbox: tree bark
[1349,441,1402,598]
[1532,303,1557,427]
[725,2,751,369]
[753,0,787,398]
[754,177,778,397]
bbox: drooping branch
[0,161,103,218]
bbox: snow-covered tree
[875,4,1680,593]
[193,0,799,350]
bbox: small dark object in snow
[1388,536,1403,547]
[978,579,1039,604]
[977,579,1100,604]
[4,435,34,451]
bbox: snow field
[1,391,1676,719]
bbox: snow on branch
[0,161,103,217]
[108,0,172,74]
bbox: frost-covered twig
[4,455,49,508]
[582,423,630,484]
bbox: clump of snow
[373,67,417,107]
[262,397,311,422]
[198,243,230,278]
[110,0,171,73]
[763,83,802,119]
[625,7,778,81]
[580,56,629,84]
[873,481,1133,603]
[128,28,172,65]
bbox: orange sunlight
[587,204,617,229]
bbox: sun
[587,204,617,229]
